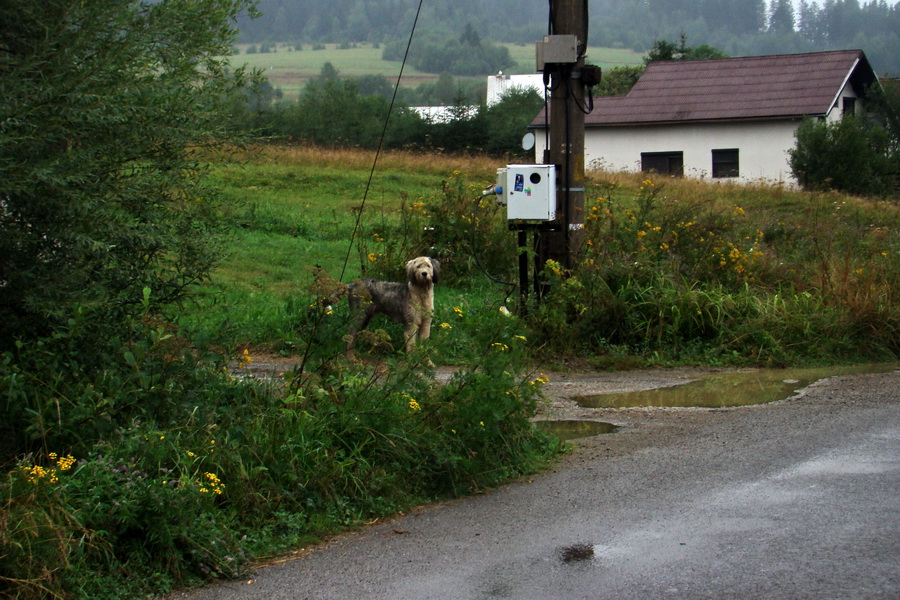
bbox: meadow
[189,144,900,368]
[231,42,644,99]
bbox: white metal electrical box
[495,164,556,221]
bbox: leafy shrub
[356,170,516,288]
[525,175,900,364]
[788,116,897,197]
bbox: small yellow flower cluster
[529,373,550,386]
[491,342,509,351]
[453,306,464,318]
[407,396,421,411]
[367,252,378,264]
[50,453,76,471]
[372,232,384,243]
[21,453,76,484]
[439,322,452,330]
[545,259,563,276]
[199,471,225,495]
[240,349,252,368]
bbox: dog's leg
[403,322,418,354]
[418,317,432,344]
[346,301,376,359]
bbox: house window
[641,151,683,176]
[712,149,739,178]
[842,96,856,117]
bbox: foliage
[382,27,514,77]
[187,146,900,368]
[525,174,900,366]
[644,35,728,64]
[236,0,900,75]
[788,116,898,198]
[231,65,541,157]
[5,140,898,599]
[867,78,900,155]
[1,304,556,598]
[594,65,645,97]
[356,170,516,290]
[0,0,259,349]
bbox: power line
[339,0,425,283]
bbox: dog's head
[406,256,440,287]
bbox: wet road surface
[173,369,900,600]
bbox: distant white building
[487,72,544,106]
[411,72,544,121]
[411,105,478,123]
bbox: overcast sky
[796,0,900,8]
[789,0,900,6]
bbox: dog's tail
[307,265,348,313]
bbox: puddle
[535,420,618,440]
[574,364,897,409]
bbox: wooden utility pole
[540,0,588,273]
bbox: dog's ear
[430,258,441,284]
[406,259,416,283]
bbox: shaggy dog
[346,256,440,358]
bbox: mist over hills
[236,0,900,74]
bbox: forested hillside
[236,0,900,74]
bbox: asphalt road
[175,369,900,600]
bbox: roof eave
[529,114,824,129]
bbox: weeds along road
[174,368,900,600]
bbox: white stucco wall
[825,81,859,122]
[534,119,804,186]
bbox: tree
[0,0,259,348]
[645,36,727,64]
[483,88,544,157]
[788,116,897,197]
[595,65,645,96]
[768,0,796,34]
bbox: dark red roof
[532,50,876,128]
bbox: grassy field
[188,144,900,366]
[231,42,644,99]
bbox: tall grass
[187,146,899,365]
[529,171,900,366]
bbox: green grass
[231,42,644,99]
[188,145,900,366]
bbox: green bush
[525,176,900,365]
[1,280,557,599]
[356,170,516,288]
[788,116,898,197]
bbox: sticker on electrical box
[514,173,524,192]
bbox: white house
[530,50,879,185]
